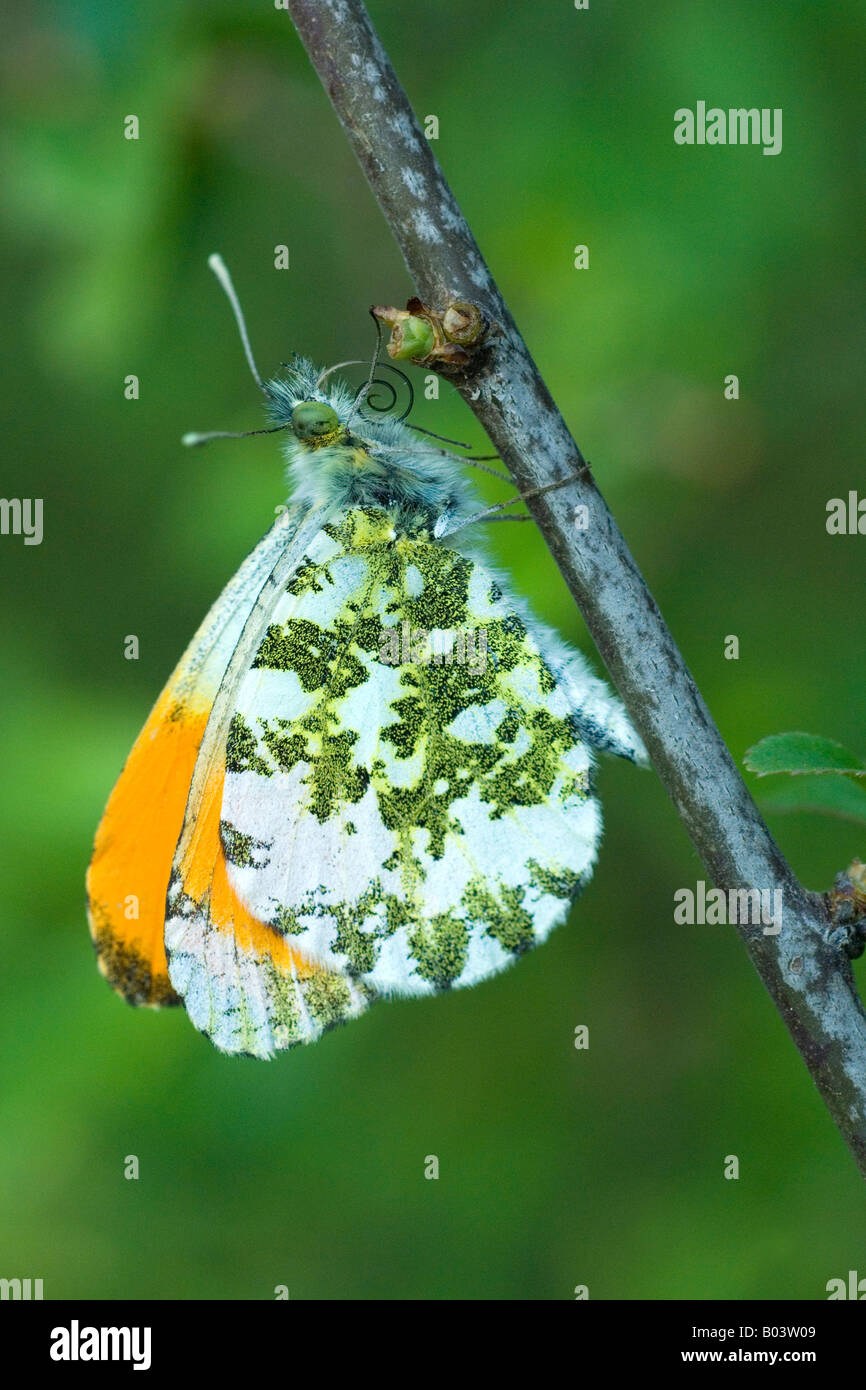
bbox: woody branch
[285,0,866,1176]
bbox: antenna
[207,253,266,393]
[182,423,290,448]
[315,360,365,390]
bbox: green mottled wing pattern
[219,507,601,998]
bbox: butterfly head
[290,400,344,448]
[185,257,476,521]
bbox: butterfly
[86,255,646,1058]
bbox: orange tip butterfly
[86,256,646,1058]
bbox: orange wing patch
[164,750,372,1057]
[87,688,209,1007]
[85,506,309,1030]
[174,755,316,980]
[87,686,311,1014]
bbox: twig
[285,0,866,1176]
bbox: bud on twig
[825,859,866,958]
[371,296,488,371]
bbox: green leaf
[744,732,866,778]
[756,774,866,826]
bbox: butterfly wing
[220,507,602,1004]
[86,508,300,1007]
[164,504,372,1057]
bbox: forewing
[87,508,298,1007]
[164,505,372,1057]
[222,508,601,999]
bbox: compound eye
[291,401,340,439]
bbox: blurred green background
[1,0,864,1300]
